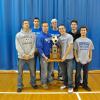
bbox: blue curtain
[0,0,100,70]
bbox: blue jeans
[17,58,36,88]
[34,51,41,76]
[59,59,73,88]
[75,62,89,87]
[51,62,63,77]
[40,57,53,84]
[73,58,82,83]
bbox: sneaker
[83,86,91,91]
[17,88,22,92]
[79,83,83,87]
[51,72,54,77]
[60,85,67,90]
[42,84,48,89]
[31,84,38,89]
[79,80,83,87]
[74,87,78,92]
[58,76,63,81]
[48,81,56,85]
[68,88,73,93]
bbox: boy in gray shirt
[58,25,74,93]
[74,26,94,91]
[15,20,38,92]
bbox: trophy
[48,35,62,62]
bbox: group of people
[15,18,94,93]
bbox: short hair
[42,22,48,26]
[51,18,57,23]
[58,24,66,29]
[33,17,39,21]
[71,19,78,24]
[22,19,29,25]
[80,26,88,31]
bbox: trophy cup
[48,35,62,62]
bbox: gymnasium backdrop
[0,0,100,70]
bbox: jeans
[17,58,36,88]
[60,59,73,88]
[58,63,63,77]
[40,57,53,84]
[34,51,41,75]
[51,62,63,78]
[75,62,89,87]
[73,58,82,83]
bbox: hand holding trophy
[48,35,62,62]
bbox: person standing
[32,17,42,77]
[69,20,83,86]
[37,22,53,89]
[49,18,63,80]
[15,20,38,92]
[74,26,94,91]
[58,25,74,93]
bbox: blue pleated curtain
[0,0,100,70]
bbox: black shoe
[31,84,38,89]
[51,72,54,77]
[17,88,22,92]
[74,87,78,92]
[83,86,91,91]
[79,83,83,87]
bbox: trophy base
[47,59,62,62]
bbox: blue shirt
[32,27,42,48]
[32,27,42,35]
[49,29,60,37]
[37,32,52,57]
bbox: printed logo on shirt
[35,32,40,35]
[45,37,51,43]
[51,34,60,37]
[20,35,34,45]
[79,42,89,50]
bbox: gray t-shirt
[74,37,94,64]
[58,33,73,59]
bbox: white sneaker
[58,76,63,81]
[60,85,67,90]
[68,88,73,93]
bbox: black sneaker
[79,83,83,87]
[17,88,22,92]
[74,87,78,92]
[51,72,54,77]
[83,86,91,91]
[31,84,38,89]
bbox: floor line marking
[0,91,100,94]
[0,92,68,94]
[76,92,81,100]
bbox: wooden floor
[0,70,100,100]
